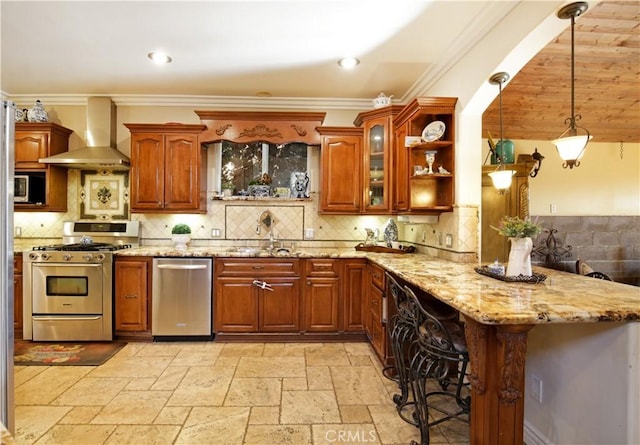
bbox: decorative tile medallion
[79,170,129,220]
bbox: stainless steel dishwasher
[152,258,213,338]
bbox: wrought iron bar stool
[405,285,470,445]
[383,273,419,424]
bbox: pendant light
[552,1,591,169]
[487,71,515,193]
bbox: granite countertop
[116,245,640,327]
[116,245,369,258]
[15,242,640,327]
[368,254,640,326]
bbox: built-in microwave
[14,173,46,204]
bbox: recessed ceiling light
[148,52,172,64]
[338,57,360,70]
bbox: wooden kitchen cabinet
[303,259,340,332]
[342,259,367,332]
[393,97,457,214]
[214,258,301,334]
[367,263,387,362]
[14,122,72,212]
[354,106,404,213]
[124,123,207,213]
[317,127,363,213]
[114,256,151,338]
[13,253,23,337]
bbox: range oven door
[31,263,104,314]
[29,262,112,341]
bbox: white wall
[512,139,640,216]
[524,322,640,445]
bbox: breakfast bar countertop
[115,245,640,327]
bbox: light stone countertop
[115,245,640,327]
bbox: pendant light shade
[487,71,515,193]
[552,2,591,169]
[552,134,591,167]
[488,169,515,190]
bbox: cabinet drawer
[370,264,385,290]
[305,259,339,277]
[13,253,23,274]
[216,258,300,276]
[370,283,383,319]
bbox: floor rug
[14,341,126,366]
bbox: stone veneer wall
[531,215,640,286]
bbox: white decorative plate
[421,120,446,142]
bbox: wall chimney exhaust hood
[39,97,130,170]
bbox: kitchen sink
[226,247,291,255]
[226,247,267,254]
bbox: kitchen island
[116,247,640,444]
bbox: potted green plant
[248,172,272,197]
[491,216,543,276]
[171,223,192,250]
[221,182,234,197]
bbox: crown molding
[2,92,384,110]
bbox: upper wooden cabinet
[124,123,207,213]
[354,105,404,213]
[15,122,72,169]
[317,127,364,213]
[15,122,72,212]
[394,97,457,214]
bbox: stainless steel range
[23,221,140,341]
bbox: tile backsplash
[14,169,478,262]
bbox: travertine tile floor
[14,341,470,444]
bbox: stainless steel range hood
[39,97,130,170]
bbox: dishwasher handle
[157,264,208,270]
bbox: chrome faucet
[268,230,276,252]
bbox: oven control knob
[82,254,94,262]
[63,254,73,261]
[95,253,105,261]
[40,253,50,261]
[28,252,40,261]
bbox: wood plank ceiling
[482,1,640,144]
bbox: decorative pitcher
[506,237,533,277]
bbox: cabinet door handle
[124,294,138,299]
[253,280,273,291]
[252,265,264,269]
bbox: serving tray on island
[474,265,547,284]
[355,243,415,254]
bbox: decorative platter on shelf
[421,120,446,142]
[474,265,547,284]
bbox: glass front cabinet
[354,106,403,213]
